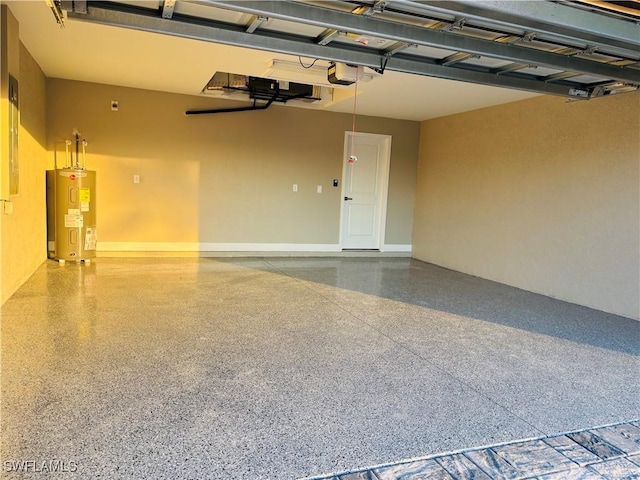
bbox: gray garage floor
[1,257,638,479]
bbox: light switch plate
[3,200,13,215]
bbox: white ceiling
[7,0,541,121]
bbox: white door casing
[340,132,392,250]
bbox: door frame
[339,131,392,251]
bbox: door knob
[344,196,353,201]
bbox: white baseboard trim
[383,244,412,253]
[96,242,412,256]
[98,242,342,253]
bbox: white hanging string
[349,71,359,164]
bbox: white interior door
[340,132,392,250]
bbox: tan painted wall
[46,79,419,247]
[414,92,640,320]
[0,5,48,304]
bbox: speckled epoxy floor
[1,257,638,479]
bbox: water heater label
[81,202,90,212]
[85,227,97,250]
[64,214,83,228]
[79,188,91,203]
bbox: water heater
[47,131,97,263]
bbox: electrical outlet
[293,184,298,192]
[133,175,140,184]
[317,185,323,193]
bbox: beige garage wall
[1,5,48,304]
[413,92,640,320]
[46,79,419,251]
